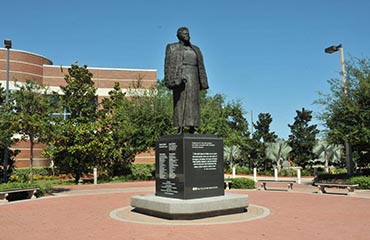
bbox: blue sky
[1,0,370,139]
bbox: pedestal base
[156,134,224,199]
[131,193,248,220]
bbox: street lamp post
[4,39,11,102]
[325,44,347,93]
[3,39,12,182]
[324,43,353,176]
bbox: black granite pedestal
[131,134,248,219]
[155,134,224,199]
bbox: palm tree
[224,145,241,178]
[265,140,292,171]
[313,140,342,172]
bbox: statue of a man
[164,27,209,134]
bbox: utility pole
[325,44,354,176]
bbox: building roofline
[0,48,53,65]
[44,65,157,72]
[0,48,157,72]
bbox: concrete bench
[315,183,359,195]
[78,177,94,185]
[0,188,38,203]
[259,180,296,191]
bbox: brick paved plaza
[1,181,370,240]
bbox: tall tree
[98,83,132,175]
[59,64,97,121]
[0,84,18,182]
[253,113,277,143]
[98,80,173,176]
[122,80,173,150]
[224,100,250,148]
[47,64,103,183]
[288,108,319,168]
[317,57,370,173]
[12,81,53,182]
[250,113,277,169]
[200,93,250,148]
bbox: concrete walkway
[1,180,370,240]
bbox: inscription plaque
[155,134,224,199]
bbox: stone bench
[315,183,359,195]
[0,188,38,203]
[78,177,94,185]
[259,180,296,191]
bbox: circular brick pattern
[110,204,270,225]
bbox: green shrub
[224,165,231,174]
[330,167,347,174]
[349,176,370,189]
[314,173,349,183]
[301,169,313,176]
[0,181,54,197]
[110,175,128,182]
[235,166,253,175]
[15,167,51,176]
[229,177,255,189]
[128,163,155,181]
[11,167,54,182]
[279,168,297,177]
[0,182,34,191]
[259,170,274,176]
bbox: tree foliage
[249,113,277,169]
[98,80,173,176]
[200,94,250,146]
[12,81,53,182]
[265,140,292,171]
[200,93,251,166]
[313,139,343,172]
[46,64,103,183]
[253,113,277,143]
[288,108,319,168]
[2,63,260,181]
[0,84,18,182]
[224,145,242,169]
[59,64,97,121]
[317,57,370,170]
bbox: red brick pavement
[0,181,370,240]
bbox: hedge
[314,173,370,189]
[0,181,54,197]
[10,167,56,182]
[349,176,370,189]
[228,177,255,189]
[127,163,155,181]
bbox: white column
[232,166,236,179]
[253,168,257,182]
[274,168,278,181]
[93,167,98,185]
[297,168,301,184]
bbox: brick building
[0,48,156,167]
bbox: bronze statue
[164,27,209,134]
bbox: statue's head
[177,27,190,43]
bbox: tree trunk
[29,137,34,183]
[74,171,81,184]
[345,141,354,176]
